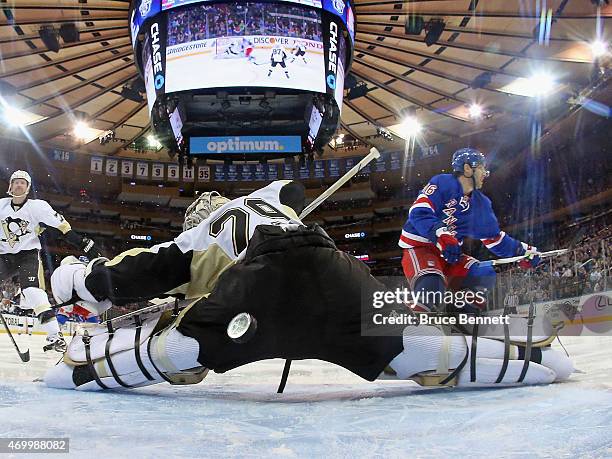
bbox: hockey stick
[300,147,381,219]
[0,312,30,362]
[479,248,569,267]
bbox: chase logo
[139,0,153,17]
[155,75,165,89]
[326,74,336,89]
[332,0,345,14]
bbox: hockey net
[215,37,245,59]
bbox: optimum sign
[190,136,302,154]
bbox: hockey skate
[44,332,67,353]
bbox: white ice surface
[0,333,611,458]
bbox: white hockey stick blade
[480,248,569,267]
[300,147,381,219]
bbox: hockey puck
[227,313,257,343]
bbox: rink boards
[0,314,74,336]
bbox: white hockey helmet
[183,191,230,231]
[7,170,32,198]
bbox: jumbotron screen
[162,0,323,11]
[161,2,325,94]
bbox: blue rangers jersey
[398,174,523,258]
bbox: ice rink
[165,47,326,94]
[0,332,611,458]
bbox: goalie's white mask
[183,191,230,231]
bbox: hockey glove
[434,227,461,264]
[82,237,102,259]
[518,242,540,270]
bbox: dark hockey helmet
[451,148,487,173]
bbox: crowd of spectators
[167,3,321,46]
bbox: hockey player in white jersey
[290,42,307,64]
[267,44,290,79]
[224,40,241,59]
[45,180,573,392]
[0,170,100,352]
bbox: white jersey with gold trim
[174,179,303,260]
[0,198,71,254]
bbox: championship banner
[105,159,118,176]
[227,164,238,181]
[167,164,179,181]
[299,162,310,179]
[183,166,195,182]
[90,157,103,175]
[283,162,295,179]
[197,165,210,182]
[240,164,253,181]
[328,158,340,177]
[390,152,401,170]
[267,164,278,180]
[254,164,266,181]
[314,160,325,178]
[214,164,225,181]
[345,157,355,170]
[152,163,164,180]
[375,154,386,172]
[121,160,134,178]
[136,162,150,179]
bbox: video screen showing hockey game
[164,2,325,94]
[161,0,323,11]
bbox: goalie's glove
[517,242,541,270]
[51,256,111,315]
[434,227,461,264]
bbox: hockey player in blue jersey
[399,147,540,312]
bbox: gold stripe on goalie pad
[412,372,457,387]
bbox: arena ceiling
[0,0,609,160]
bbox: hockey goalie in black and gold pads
[45,180,574,391]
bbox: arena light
[147,134,162,149]
[468,103,483,119]
[399,116,421,138]
[590,40,608,58]
[500,71,557,97]
[2,105,46,127]
[73,121,104,143]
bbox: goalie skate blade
[227,313,258,344]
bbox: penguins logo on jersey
[1,217,31,248]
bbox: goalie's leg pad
[44,320,203,391]
[387,325,573,386]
